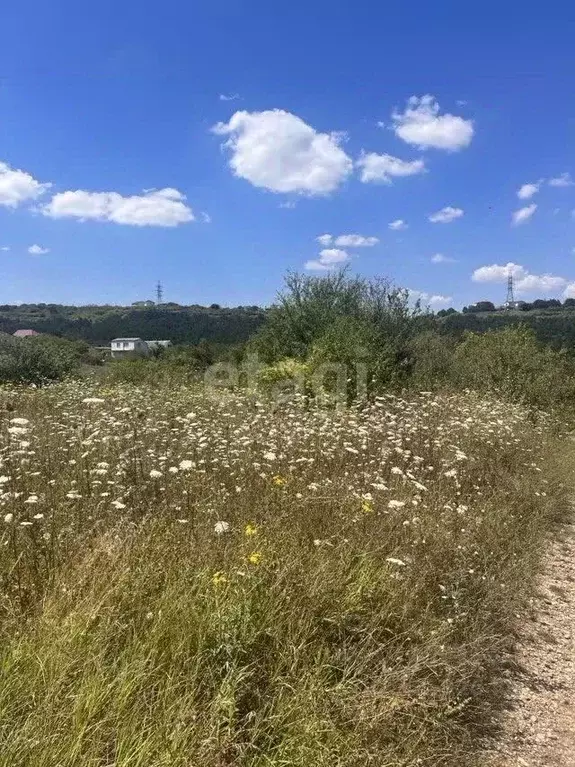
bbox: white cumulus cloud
[305,248,350,271]
[518,273,566,293]
[428,206,464,224]
[388,219,407,231]
[28,244,50,255]
[392,95,474,151]
[511,203,537,226]
[472,262,567,295]
[517,181,541,200]
[472,262,526,283]
[549,172,573,188]
[212,109,353,195]
[42,188,195,227]
[356,152,425,184]
[316,234,333,247]
[0,161,51,208]
[410,289,452,307]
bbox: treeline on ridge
[0,304,265,345]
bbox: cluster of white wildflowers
[0,382,551,604]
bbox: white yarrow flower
[149,469,163,479]
[214,520,230,535]
[386,557,407,567]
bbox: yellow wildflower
[247,551,262,566]
[244,523,259,537]
[361,498,374,513]
[212,571,228,586]
[272,475,287,487]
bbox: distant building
[132,300,155,308]
[111,338,151,358]
[13,329,40,338]
[110,338,172,358]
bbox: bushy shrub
[307,315,403,400]
[409,330,456,387]
[103,342,220,386]
[451,325,575,409]
[0,335,84,385]
[256,357,310,396]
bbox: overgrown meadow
[0,380,568,766]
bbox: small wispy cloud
[428,206,464,224]
[388,219,407,231]
[549,172,574,188]
[28,244,50,255]
[431,253,456,263]
[219,93,241,102]
[511,203,537,226]
[517,181,542,200]
[315,233,378,247]
[334,234,378,247]
[357,152,425,184]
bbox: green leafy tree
[251,271,418,367]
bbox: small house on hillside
[111,338,150,359]
[110,338,172,358]
[13,329,40,338]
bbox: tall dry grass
[0,381,570,766]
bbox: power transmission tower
[505,271,515,308]
[155,280,163,305]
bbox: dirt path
[486,522,575,766]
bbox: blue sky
[1,0,575,308]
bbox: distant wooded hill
[437,307,575,349]
[0,304,266,345]
[3,301,575,352]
